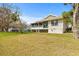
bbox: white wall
[30,20,66,34]
[48,20,64,34]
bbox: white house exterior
[30,15,67,34]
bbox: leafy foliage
[62,10,73,24]
[0,4,20,32]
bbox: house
[30,15,67,34]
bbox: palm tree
[72,3,79,39]
[64,3,79,39]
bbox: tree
[64,3,79,39]
[0,6,11,31]
[19,21,28,33]
[72,4,79,39]
[62,11,73,24]
[0,3,20,32]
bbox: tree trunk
[73,3,79,39]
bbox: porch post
[38,23,40,32]
[36,30,38,32]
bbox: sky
[14,3,72,24]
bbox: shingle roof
[31,15,62,24]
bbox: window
[43,22,48,28]
[31,24,34,27]
[51,20,58,26]
[31,24,38,27]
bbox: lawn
[0,32,79,56]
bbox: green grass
[0,32,79,56]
